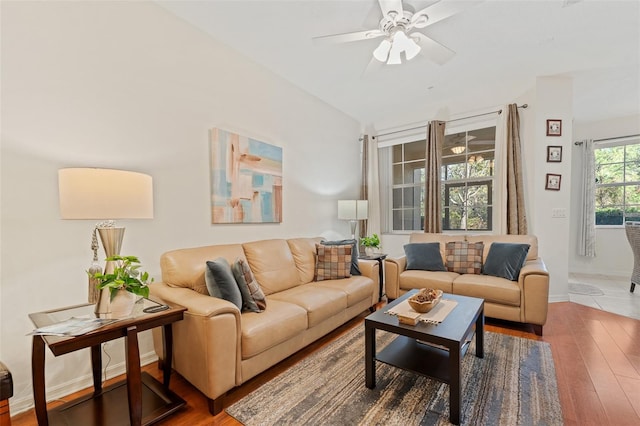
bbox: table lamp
[338,200,368,239]
[58,168,154,314]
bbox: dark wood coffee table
[365,290,484,425]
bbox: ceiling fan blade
[312,29,385,45]
[361,56,385,78]
[410,0,483,29]
[411,33,455,65]
[378,0,404,19]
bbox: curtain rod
[574,133,640,145]
[373,104,528,139]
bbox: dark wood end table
[364,290,484,425]
[29,298,187,426]
[359,253,387,301]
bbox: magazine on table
[29,317,119,337]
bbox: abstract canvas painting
[210,128,283,223]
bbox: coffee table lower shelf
[376,335,472,383]
[47,372,185,426]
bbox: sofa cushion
[204,258,243,309]
[314,275,375,307]
[231,258,267,312]
[240,299,308,359]
[399,270,456,294]
[445,241,484,274]
[482,243,530,281]
[243,239,301,295]
[161,244,245,295]
[269,283,348,327]
[321,239,361,276]
[404,243,446,271]
[453,274,521,306]
[314,244,352,281]
[287,237,325,284]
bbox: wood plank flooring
[11,301,640,425]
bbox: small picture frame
[545,173,561,191]
[547,146,562,162]
[546,119,562,136]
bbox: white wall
[569,114,639,277]
[1,1,361,413]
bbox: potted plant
[89,255,153,316]
[360,233,381,256]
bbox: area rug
[569,282,605,296]
[226,326,563,425]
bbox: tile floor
[568,273,639,320]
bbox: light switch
[552,208,567,218]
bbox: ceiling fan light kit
[313,0,476,68]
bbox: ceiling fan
[313,0,480,66]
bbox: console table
[29,299,186,426]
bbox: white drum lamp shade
[338,200,368,239]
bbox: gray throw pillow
[321,239,361,275]
[482,243,531,281]
[205,258,242,309]
[404,243,446,271]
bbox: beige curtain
[505,104,528,234]
[578,139,596,256]
[360,134,381,241]
[424,121,446,233]
[360,135,369,239]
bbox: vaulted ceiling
[158,0,640,130]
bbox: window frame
[593,137,640,228]
[379,118,499,234]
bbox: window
[442,127,496,231]
[383,125,497,232]
[594,139,640,225]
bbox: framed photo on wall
[545,173,561,191]
[547,146,562,162]
[546,119,562,136]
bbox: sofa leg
[0,399,10,426]
[532,324,543,336]
[369,305,376,313]
[208,396,224,416]
[157,358,165,370]
[631,282,636,293]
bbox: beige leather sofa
[150,237,378,415]
[385,233,549,335]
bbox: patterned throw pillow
[231,258,267,312]
[314,243,352,281]
[445,241,484,274]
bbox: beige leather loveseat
[385,233,549,335]
[150,237,378,415]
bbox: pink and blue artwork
[210,128,283,223]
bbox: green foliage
[88,255,153,300]
[360,234,381,248]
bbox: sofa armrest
[518,258,550,327]
[149,282,241,401]
[358,259,379,284]
[384,256,406,300]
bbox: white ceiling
[157,0,640,130]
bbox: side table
[359,253,387,301]
[29,299,187,426]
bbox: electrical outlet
[551,208,566,218]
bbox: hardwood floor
[11,302,640,425]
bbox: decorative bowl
[408,289,443,313]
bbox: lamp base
[349,220,358,240]
[94,226,125,315]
